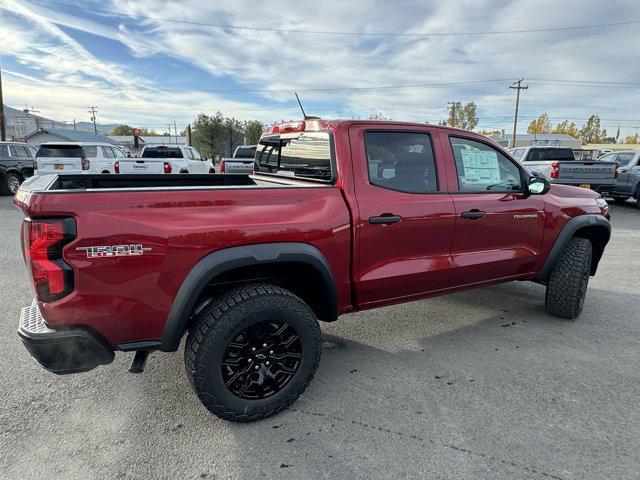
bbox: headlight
[595,197,608,208]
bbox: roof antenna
[294,92,320,120]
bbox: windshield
[142,146,183,158]
[255,132,333,181]
[526,148,576,162]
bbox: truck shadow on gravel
[102,281,637,479]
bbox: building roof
[26,128,116,144]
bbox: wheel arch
[160,242,338,352]
[536,214,611,283]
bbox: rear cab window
[142,146,184,158]
[526,148,576,162]
[255,125,334,182]
[615,153,635,168]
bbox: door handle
[460,210,486,220]
[369,214,402,225]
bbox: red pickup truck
[15,119,611,422]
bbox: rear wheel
[184,283,322,422]
[635,186,640,209]
[545,237,592,319]
[1,172,22,195]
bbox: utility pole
[229,122,233,157]
[73,119,76,131]
[88,106,98,133]
[186,124,192,146]
[0,66,6,141]
[509,79,528,148]
[174,120,177,144]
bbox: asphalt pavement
[0,195,638,480]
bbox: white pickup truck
[117,145,212,174]
[219,145,256,174]
[509,146,617,194]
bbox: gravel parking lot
[0,195,638,480]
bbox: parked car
[116,145,210,174]
[15,119,611,422]
[219,145,257,174]
[35,142,124,175]
[509,146,617,194]
[0,141,36,195]
[598,150,640,206]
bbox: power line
[6,77,640,94]
[30,0,640,37]
[4,78,514,93]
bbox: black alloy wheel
[221,320,302,400]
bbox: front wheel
[545,237,592,319]
[184,284,322,422]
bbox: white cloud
[1,0,639,135]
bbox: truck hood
[548,183,600,200]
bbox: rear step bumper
[18,300,114,374]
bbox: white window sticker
[460,150,501,185]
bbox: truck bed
[16,173,324,198]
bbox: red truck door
[348,124,456,308]
[442,133,545,286]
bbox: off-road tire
[184,283,322,422]
[1,172,22,196]
[545,237,592,319]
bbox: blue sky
[1,0,639,137]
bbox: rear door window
[101,146,115,158]
[0,145,8,156]
[9,145,30,157]
[364,131,439,193]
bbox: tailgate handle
[460,210,486,220]
[369,214,401,225]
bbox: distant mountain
[3,104,121,134]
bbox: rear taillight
[220,161,225,173]
[164,162,172,174]
[550,162,559,179]
[114,161,120,174]
[81,157,90,170]
[22,218,76,302]
[614,164,619,179]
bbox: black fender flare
[159,242,337,351]
[535,214,610,284]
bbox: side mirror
[528,176,550,195]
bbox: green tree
[110,124,134,135]
[624,133,640,144]
[443,102,478,131]
[578,115,607,144]
[527,114,552,134]
[552,120,579,138]
[243,120,264,145]
[192,112,227,158]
